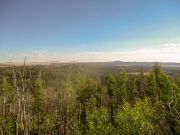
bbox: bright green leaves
[87,107,112,135]
[115,98,157,135]
[2,77,11,97]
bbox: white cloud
[31,51,47,54]
[163,43,180,47]
[1,43,180,63]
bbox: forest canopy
[0,64,180,135]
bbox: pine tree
[105,73,116,125]
[31,72,45,134]
[135,70,146,98]
[2,76,11,115]
[1,76,16,134]
[117,69,128,105]
[147,72,158,99]
[152,64,173,102]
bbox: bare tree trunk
[22,57,29,135]
[3,97,6,117]
[0,128,3,135]
[13,64,20,135]
[17,57,29,135]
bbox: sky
[0,0,180,62]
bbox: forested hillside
[0,64,180,135]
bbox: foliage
[0,64,180,134]
[87,107,113,135]
[115,98,157,135]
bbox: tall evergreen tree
[31,72,45,134]
[105,73,116,125]
[117,69,128,105]
[136,70,146,98]
[152,64,173,102]
[147,72,158,99]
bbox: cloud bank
[1,43,180,63]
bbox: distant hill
[1,61,180,77]
[1,61,180,67]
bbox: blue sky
[1,0,180,62]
